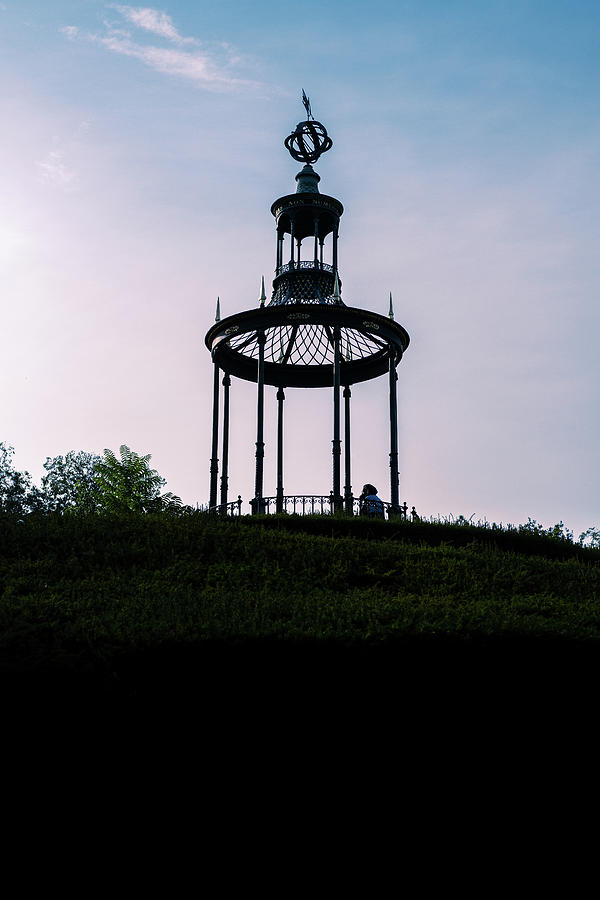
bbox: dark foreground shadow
[3,636,599,722]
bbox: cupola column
[219,373,231,509]
[389,347,400,510]
[313,218,319,265]
[209,353,220,508]
[289,216,296,268]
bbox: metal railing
[205,495,419,520]
[207,496,243,517]
[275,261,335,276]
[258,495,335,515]
[253,495,415,520]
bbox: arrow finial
[215,296,221,322]
[389,291,394,320]
[302,89,312,120]
[259,276,266,307]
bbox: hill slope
[1,513,599,706]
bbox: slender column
[332,224,339,273]
[276,229,282,270]
[209,354,220,508]
[296,238,301,265]
[389,345,400,511]
[332,327,342,513]
[319,238,324,268]
[289,218,295,267]
[343,385,352,514]
[253,331,266,514]
[313,218,319,265]
[219,373,231,509]
[276,387,285,514]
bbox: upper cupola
[270,93,343,306]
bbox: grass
[1,511,599,707]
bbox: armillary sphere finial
[284,92,333,165]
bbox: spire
[333,272,341,304]
[345,339,351,362]
[389,292,394,321]
[259,276,266,307]
[215,296,221,322]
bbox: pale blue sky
[1,1,599,534]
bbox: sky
[1,0,599,536]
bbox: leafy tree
[93,445,180,514]
[579,527,600,549]
[0,442,44,515]
[41,450,102,513]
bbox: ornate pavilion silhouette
[205,97,410,516]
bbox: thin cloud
[60,25,80,40]
[61,5,260,92]
[110,5,187,44]
[97,34,251,89]
[36,150,77,189]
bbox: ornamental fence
[208,495,418,520]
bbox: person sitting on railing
[359,484,384,518]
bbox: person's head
[362,484,377,496]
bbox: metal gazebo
[205,98,410,515]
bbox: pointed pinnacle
[389,291,394,320]
[259,276,266,307]
[345,340,351,362]
[215,296,221,322]
[333,272,341,303]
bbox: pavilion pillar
[332,326,342,513]
[289,218,295,267]
[313,218,319,265]
[209,353,220,509]
[343,384,352,514]
[219,373,231,509]
[253,331,266,514]
[276,387,285,513]
[389,345,400,511]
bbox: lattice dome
[228,322,386,367]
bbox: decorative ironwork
[285,120,332,165]
[207,496,243,516]
[271,268,338,305]
[276,260,335,276]
[302,89,313,120]
[227,322,387,368]
[256,495,411,519]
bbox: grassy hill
[2,511,599,708]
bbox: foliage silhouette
[0,443,44,515]
[93,445,181,513]
[42,450,101,513]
